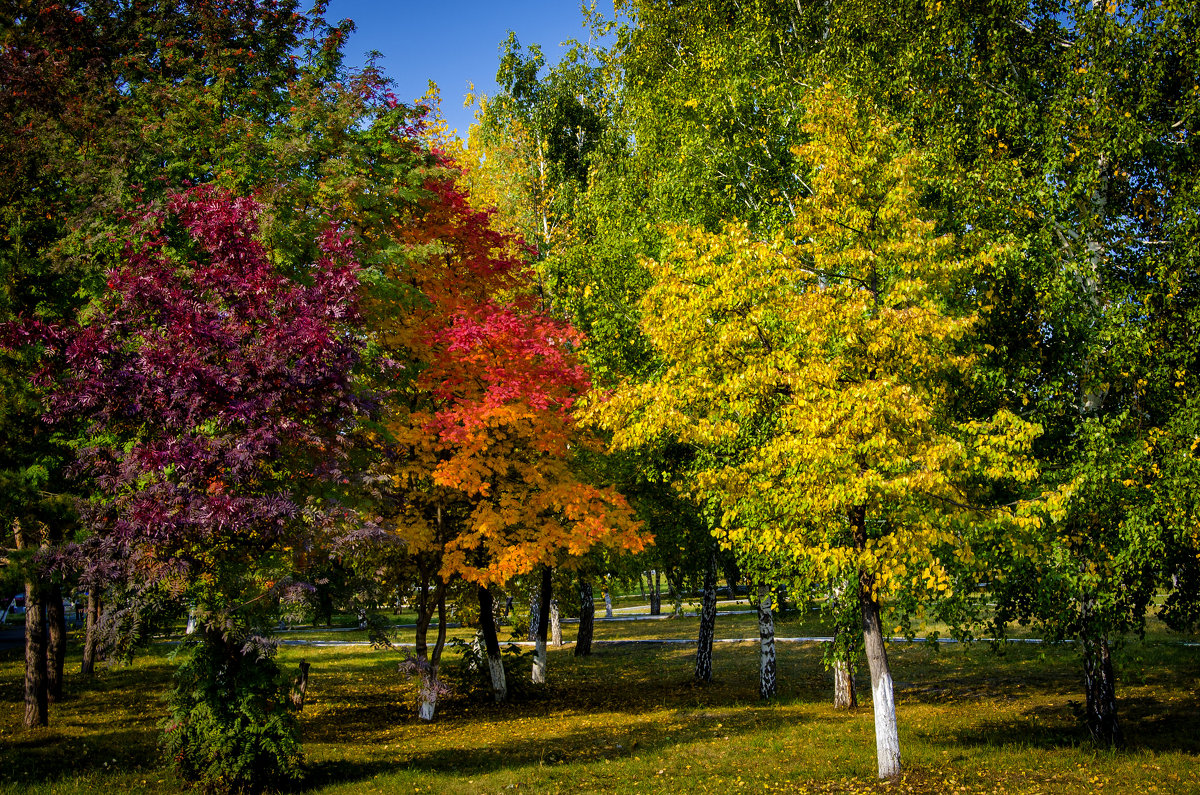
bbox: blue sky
[324,1,617,143]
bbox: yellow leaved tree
[590,86,1048,779]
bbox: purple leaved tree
[48,185,361,594]
[39,184,363,788]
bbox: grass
[1,602,1197,793]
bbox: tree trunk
[550,598,562,646]
[603,583,613,618]
[418,580,449,722]
[46,583,66,703]
[665,568,684,617]
[478,587,507,702]
[411,553,449,722]
[649,569,661,615]
[1082,631,1123,746]
[527,578,541,642]
[24,579,48,728]
[859,568,900,779]
[834,656,857,709]
[831,579,858,709]
[756,584,777,699]
[722,556,740,599]
[638,572,645,598]
[694,552,718,683]
[81,588,100,676]
[15,522,48,729]
[290,660,310,711]
[575,579,594,657]
[532,567,551,684]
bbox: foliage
[592,86,1042,614]
[162,634,301,794]
[27,186,362,603]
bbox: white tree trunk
[418,693,437,722]
[603,586,613,618]
[834,657,857,709]
[487,655,507,701]
[756,584,777,699]
[532,637,547,684]
[550,599,562,646]
[859,571,900,779]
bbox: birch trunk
[532,567,551,684]
[694,552,718,683]
[756,584,777,699]
[831,580,858,709]
[574,580,594,657]
[603,583,613,618]
[665,569,684,618]
[834,657,857,709]
[1082,626,1123,746]
[478,587,507,702]
[550,599,562,646]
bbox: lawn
[1,601,1197,793]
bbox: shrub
[162,634,302,793]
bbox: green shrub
[162,634,302,793]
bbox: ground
[0,597,1197,793]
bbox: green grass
[1,608,1198,794]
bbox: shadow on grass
[299,685,849,791]
[0,727,162,788]
[931,693,1200,755]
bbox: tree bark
[574,579,594,657]
[859,568,900,778]
[603,582,613,618]
[550,598,562,646]
[665,568,684,617]
[527,578,541,642]
[1082,631,1123,746]
[46,583,66,703]
[15,522,48,728]
[478,587,507,702]
[831,580,858,709]
[24,579,48,728]
[649,569,661,615]
[694,552,718,683]
[756,583,777,699]
[834,656,857,709]
[532,566,551,684]
[81,588,100,676]
[290,660,310,711]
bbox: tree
[0,0,392,729]
[591,87,1045,779]
[358,158,647,716]
[24,185,362,788]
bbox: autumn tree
[355,158,646,718]
[15,184,363,788]
[592,88,1045,779]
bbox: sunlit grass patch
[1,613,1197,793]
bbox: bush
[162,634,302,793]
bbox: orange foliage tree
[363,153,646,718]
